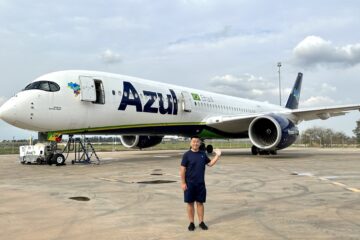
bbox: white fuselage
[0,70,285,138]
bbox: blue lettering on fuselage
[118,81,178,115]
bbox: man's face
[190,138,201,151]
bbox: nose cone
[0,98,17,125]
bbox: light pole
[277,62,282,106]
[12,136,15,154]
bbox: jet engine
[120,135,163,149]
[248,114,299,151]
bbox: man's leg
[196,202,204,222]
[187,202,196,231]
[187,202,195,223]
[196,201,208,230]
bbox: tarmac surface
[0,148,360,240]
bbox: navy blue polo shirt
[181,150,210,184]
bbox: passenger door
[79,76,96,102]
[181,91,192,112]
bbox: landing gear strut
[251,145,259,155]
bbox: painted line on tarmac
[292,172,360,193]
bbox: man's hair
[190,135,201,140]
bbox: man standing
[180,136,221,231]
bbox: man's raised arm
[208,149,221,167]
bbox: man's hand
[181,182,187,191]
[208,149,221,167]
[213,148,222,156]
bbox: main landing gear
[200,142,213,154]
[251,145,277,155]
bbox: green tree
[352,120,360,144]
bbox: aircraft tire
[52,153,65,166]
[251,146,259,155]
[206,144,213,154]
[270,150,277,155]
[259,150,271,155]
[200,142,206,152]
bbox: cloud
[209,73,278,99]
[100,49,121,64]
[300,96,335,107]
[166,26,277,54]
[293,36,360,67]
[169,25,232,46]
[100,16,148,31]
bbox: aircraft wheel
[206,144,213,154]
[259,150,267,155]
[251,146,259,155]
[270,150,277,155]
[200,142,206,152]
[52,153,65,166]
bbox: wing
[205,104,360,133]
[205,113,262,133]
[290,104,360,121]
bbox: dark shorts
[184,182,207,203]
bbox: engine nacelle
[120,135,163,149]
[248,114,299,150]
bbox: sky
[1,0,360,140]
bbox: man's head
[190,136,202,152]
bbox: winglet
[285,72,303,109]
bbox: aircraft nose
[0,99,17,124]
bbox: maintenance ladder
[63,136,100,164]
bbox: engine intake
[249,114,299,150]
[120,135,163,149]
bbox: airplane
[0,70,359,163]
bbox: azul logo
[118,81,178,115]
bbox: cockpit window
[49,82,60,91]
[24,81,60,92]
